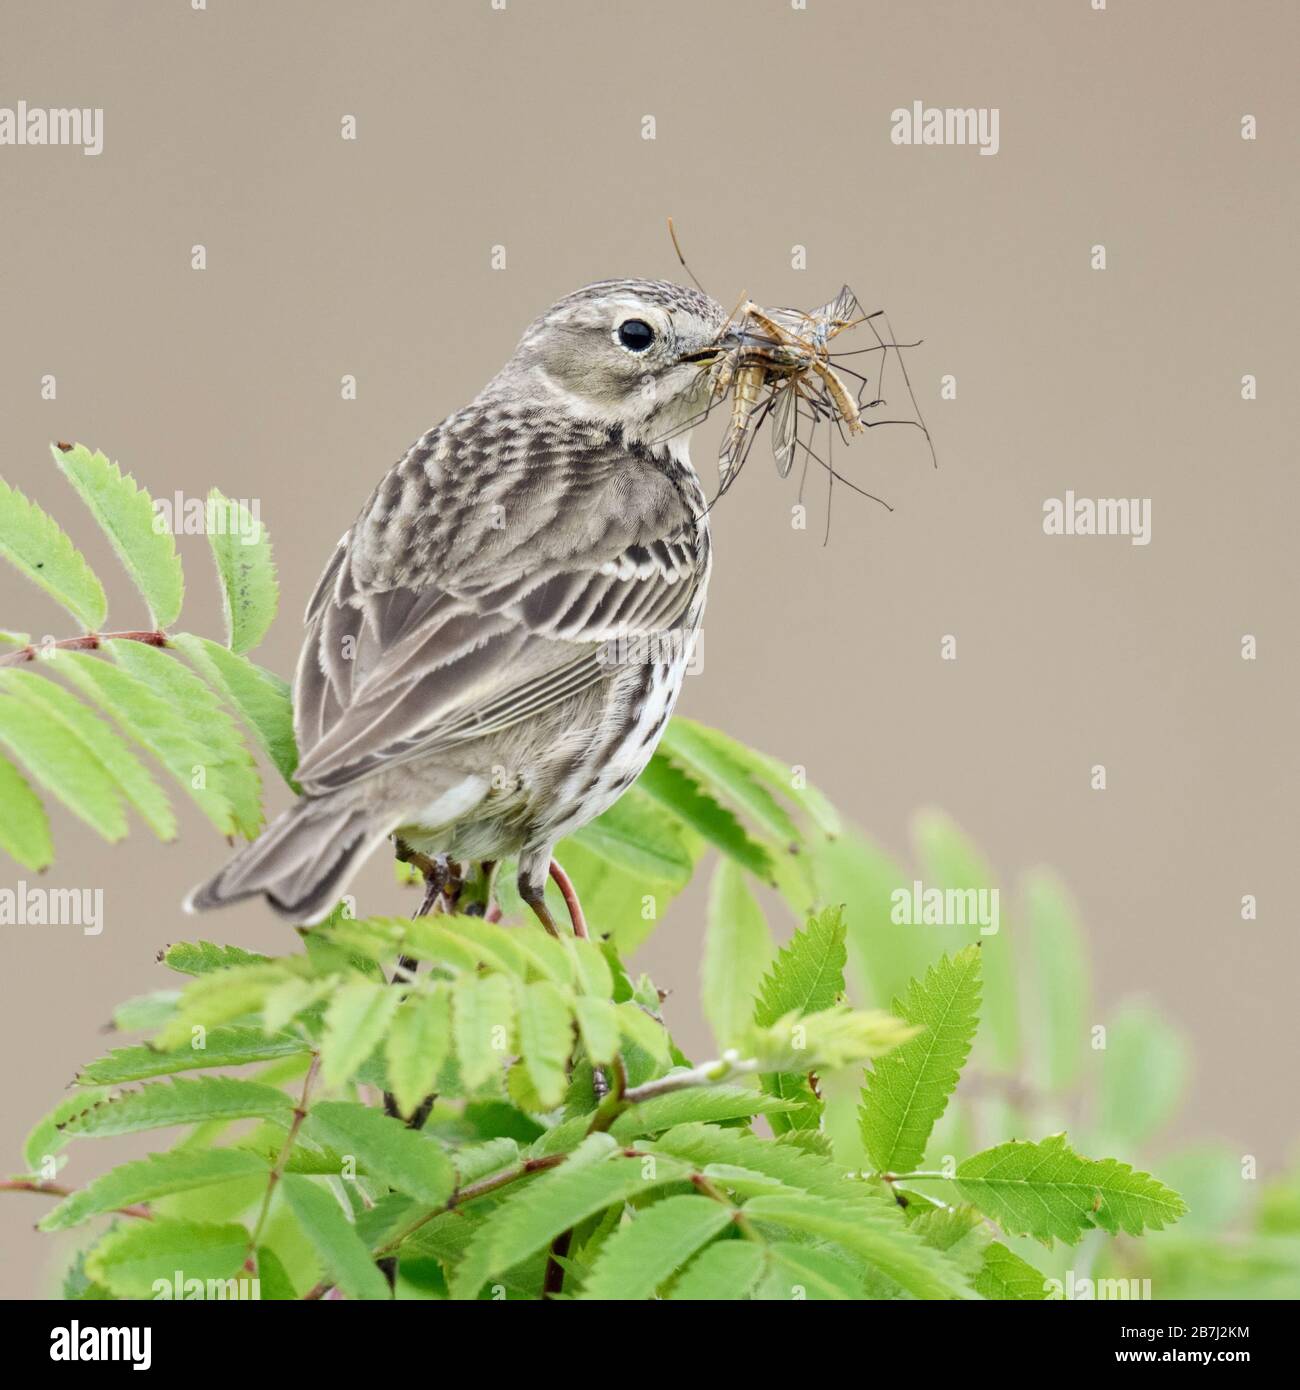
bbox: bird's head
[500,278,734,446]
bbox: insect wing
[771,379,800,477]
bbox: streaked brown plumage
[187,279,729,930]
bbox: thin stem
[0,1178,151,1221]
[0,630,168,667]
[248,1052,319,1256]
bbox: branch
[248,1052,319,1256]
[0,630,168,667]
[0,1178,151,1221]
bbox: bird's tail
[184,798,393,925]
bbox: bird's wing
[291,419,703,795]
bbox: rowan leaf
[952,1133,1188,1245]
[514,978,574,1110]
[572,788,693,885]
[321,981,401,1088]
[385,987,452,1120]
[859,945,982,1173]
[702,858,774,1047]
[0,475,106,629]
[0,751,53,869]
[54,1078,293,1149]
[77,1027,307,1085]
[578,1195,734,1300]
[452,972,515,1092]
[637,753,774,881]
[669,1239,766,1300]
[85,1219,248,1300]
[306,1100,455,1207]
[51,443,183,629]
[205,488,278,654]
[279,1174,390,1300]
[974,1241,1050,1299]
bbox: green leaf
[452,972,515,1092]
[913,810,1019,1068]
[514,979,574,1110]
[1023,869,1090,1094]
[670,1239,766,1300]
[450,1134,688,1299]
[1096,999,1190,1150]
[0,667,176,839]
[743,1193,977,1300]
[578,1195,734,1300]
[859,945,982,1173]
[85,1219,248,1300]
[24,1087,113,1170]
[306,1101,455,1207]
[974,1242,1049,1299]
[661,719,800,846]
[385,988,452,1120]
[755,1242,867,1301]
[572,996,620,1066]
[279,1175,391,1300]
[609,1085,800,1142]
[0,475,106,629]
[55,1077,294,1148]
[0,692,128,839]
[171,634,297,783]
[40,1149,270,1231]
[637,753,774,881]
[753,906,847,1026]
[78,1027,307,1085]
[51,650,239,835]
[205,488,278,654]
[321,981,401,1088]
[153,963,292,1050]
[651,1123,868,1201]
[255,1244,298,1299]
[702,858,774,1047]
[107,638,262,837]
[162,940,271,976]
[571,788,694,885]
[0,752,53,869]
[952,1133,1188,1245]
[51,443,184,628]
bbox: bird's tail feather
[185,799,392,925]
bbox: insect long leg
[667,216,711,298]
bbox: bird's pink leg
[548,859,589,939]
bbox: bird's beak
[679,327,768,365]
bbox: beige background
[1,0,1297,1295]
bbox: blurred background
[1,0,1297,1296]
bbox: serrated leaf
[572,996,620,1066]
[51,443,184,628]
[384,987,452,1119]
[452,972,515,1092]
[78,1027,307,1085]
[51,650,238,834]
[637,752,774,881]
[0,475,107,628]
[0,692,128,839]
[514,979,574,1110]
[255,1244,297,1299]
[279,1174,390,1299]
[153,963,292,1049]
[56,1077,293,1149]
[171,633,297,783]
[162,940,271,976]
[24,1087,113,1171]
[743,1193,977,1300]
[571,787,694,884]
[952,1133,1188,1245]
[40,1149,270,1231]
[205,488,278,654]
[305,1101,455,1207]
[106,638,262,837]
[661,719,800,846]
[450,1134,687,1299]
[703,858,774,1047]
[0,751,53,869]
[85,1219,248,1300]
[578,1195,734,1300]
[609,1085,800,1142]
[321,981,401,1088]
[754,906,847,1025]
[859,945,982,1174]
[974,1241,1049,1299]
[755,1242,867,1301]
[0,667,176,839]
[669,1239,766,1300]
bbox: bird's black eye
[617,318,655,352]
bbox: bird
[186,278,733,937]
